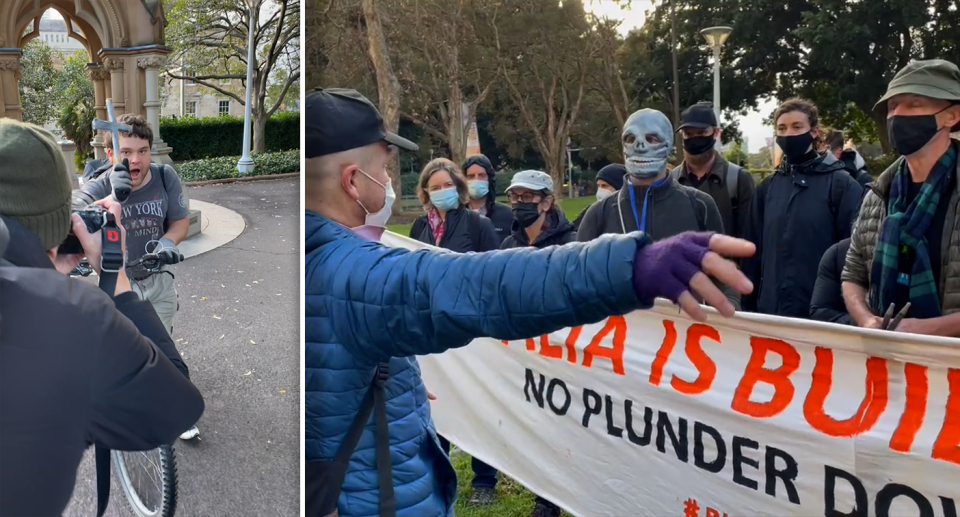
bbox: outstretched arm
[308,233,648,363]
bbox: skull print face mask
[622,109,674,179]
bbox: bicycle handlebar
[69,251,183,277]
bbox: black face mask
[512,203,542,228]
[888,111,945,156]
[683,135,715,156]
[776,133,815,163]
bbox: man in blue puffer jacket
[304,87,756,517]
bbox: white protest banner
[381,232,960,517]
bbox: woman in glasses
[500,170,576,250]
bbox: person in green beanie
[0,119,204,517]
[842,59,960,336]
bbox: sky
[583,0,775,153]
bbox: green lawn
[386,196,595,237]
[450,449,574,517]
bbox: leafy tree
[165,0,300,152]
[489,0,600,192]
[56,50,96,169]
[18,40,60,126]
[618,0,773,144]
[784,0,959,152]
[724,141,749,166]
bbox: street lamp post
[566,138,580,199]
[237,2,257,175]
[700,26,733,151]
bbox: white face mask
[356,169,396,228]
[596,189,614,201]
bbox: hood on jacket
[779,150,847,176]
[509,207,574,246]
[462,154,498,210]
[0,216,55,269]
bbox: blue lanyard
[627,177,668,233]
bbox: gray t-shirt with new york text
[77,163,190,264]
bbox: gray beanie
[0,119,73,251]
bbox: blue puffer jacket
[304,211,652,517]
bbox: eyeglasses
[507,192,543,203]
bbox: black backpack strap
[325,362,395,516]
[725,163,741,206]
[372,365,396,516]
[94,212,126,517]
[827,170,846,220]
[95,446,111,517]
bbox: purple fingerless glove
[632,231,714,304]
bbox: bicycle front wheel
[112,445,178,517]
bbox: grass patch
[387,196,595,236]
[451,450,574,517]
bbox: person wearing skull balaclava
[577,108,741,309]
[670,102,757,240]
[462,154,516,245]
[741,98,863,318]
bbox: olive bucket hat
[875,59,960,131]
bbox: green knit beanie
[0,119,72,251]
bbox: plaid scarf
[870,145,957,317]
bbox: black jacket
[462,155,516,244]
[484,201,515,246]
[742,152,864,318]
[839,150,874,189]
[0,217,204,517]
[672,153,757,239]
[810,238,855,325]
[500,208,577,249]
[410,206,501,252]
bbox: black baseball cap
[677,101,719,131]
[305,87,419,158]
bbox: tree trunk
[446,84,466,165]
[871,108,891,154]
[253,110,267,153]
[361,0,404,214]
[545,148,566,197]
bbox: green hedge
[160,112,299,161]
[176,150,299,182]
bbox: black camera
[57,205,108,255]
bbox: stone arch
[0,0,172,164]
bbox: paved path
[64,177,300,517]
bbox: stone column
[137,55,173,165]
[103,57,126,114]
[0,49,23,121]
[87,64,110,159]
[59,140,79,188]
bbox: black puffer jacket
[410,205,501,252]
[0,217,203,516]
[501,208,576,249]
[462,155,515,244]
[742,151,864,318]
[810,238,855,325]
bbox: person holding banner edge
[842,59,960,336]
[304,87,755,517]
